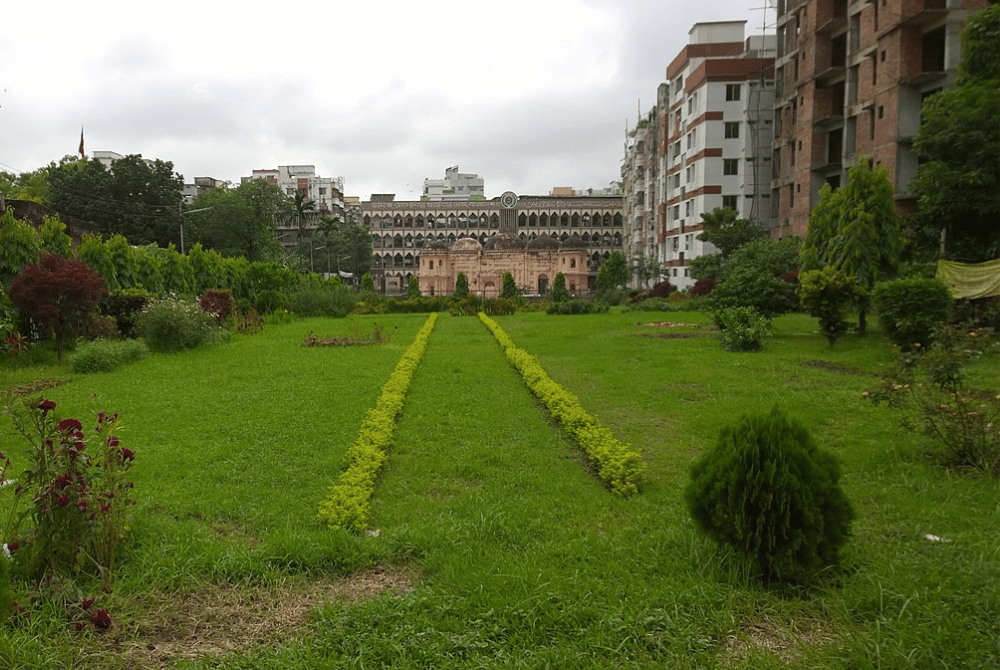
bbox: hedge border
[317,312,438,531]
[478,313,645,496]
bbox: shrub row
[317,313,439,531]
[478,313,645,495]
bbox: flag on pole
[78,127,85,159]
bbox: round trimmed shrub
[873,278,952,350]
[685,406,854,581]
[714,306,770,352]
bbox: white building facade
[422,166,485,201]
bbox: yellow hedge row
[317,312,439,531]
[478,313,645,496]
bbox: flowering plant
[1,393,137,580]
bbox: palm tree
[293,192,317,237]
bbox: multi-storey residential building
[422,166,486,201]
[631,21,775,290]
[362,193,624,295]
[182,177,227,204]
[243,165,345,243]
[770,0,986,238]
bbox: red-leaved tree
[10,252,107,360]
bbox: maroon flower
[7,540,18,552]
[74,621,86,631]
[76,500,88,512]
[89,608,112,629]
[120,448,135,462]
[81,597,95,611]
[38,398,57,414]
[58,418,84,432]
[55,494,70,508]
[107,436,120,448]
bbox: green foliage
[199,289,235,322]
[360,273,375,292]
[0,208,41,288]
[873,278,953,350]
[70,339,150,374]
[706,238,799,319]
[685,406,854,580]
[548,272,569,303]
[100,288,151,339]
[36,217,72,258]
[500,270,521,300]
[137,297,223,352]
[448,296,518,317]
[595,251,629,300]
[318,313,438,531]
[714,306,770,352]
[631,254,662,288]
[801,159,903,333]
[910,6,1000,263]
[798,266,865,346]
[285,282,357,318]
[696,207,768,268]
[480,313,645,495]
[546,299,609,315]
[47,154,184,247]
[406,275,422,299]
[453,272,470,299]
[866,325,998,475]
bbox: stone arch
[613,213,623,226]
[561,213,570,227]
[571,213,580,227]
[528,213,538,227]
[519,213,528,227]
[490,214,500,227]
[393,234,404,248]
[539,213,549,227]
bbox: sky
[1,1,772,202]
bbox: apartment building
[770,0,986,238]
[422,166,486,201]
[627,21,775,290]
[243,165,345,238]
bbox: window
[723,159,739,175]
[722,195,738,210]
[726,84,741,101]
[724,122,740,138]
[429,260,434,270]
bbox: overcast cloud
[1,0,771,200]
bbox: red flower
[120,448,135,462]
[7,540,18,552]
[58,418,84,432]
[38,398,57,414]
[107,436,120,448]
[81,597,95,611]
[76,500,88,512]
[74,621,86,631]
[55,494,70,508]
[89,608,112,629]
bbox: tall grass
[0,311,997,669]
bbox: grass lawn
[1,310,998,669]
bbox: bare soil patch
[101,566,414,669]
[722,615,836,663]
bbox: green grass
[1,311,998,668]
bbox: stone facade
[362,193,624,295]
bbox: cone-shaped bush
[685,406,854,581]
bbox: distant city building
[422,166,485,201]
[770,0,987,237]
[362,191,624,295]
[182,177,227,204]
[243,165,345,245]
[91,150,156,170]
[549,184,622,197]
[623,21,775,290]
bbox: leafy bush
[873,278,953,350]
[690,277,716,297]
[685,406,854,581]
[384,296,449,313]
[100,288,150,339]
[866,324,999,475]
[546,299,609,315]
[199,289,234,322]
[137,297,223,352]
[285,284,357,318]
[448,296,518,317]
[253,289,285,314]
[70,339,150,373]
[799,266,865,346]
[714,306,770,352]
[706,238,799,319]
[549,273,569,303]
[78,312,120,340]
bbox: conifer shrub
[685,406,854,581]
[873,278,953,350]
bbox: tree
[186,179,289,262]
[800,159,903,334]
[500,270,521,299]
[631,254,662,289]
[697,207,769,261]
[707,238,799,320]
[9,253,107,360]
[549,272,569,303]
[47,155,183,247]
[595,251,629,298]
[453,272,470,299]
[360,273,375,292]
[0,167,50,203]
[406,275,421,299]
[293,192,317,237]
[910,4,1000,262]
[798,267,865,346]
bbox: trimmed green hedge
[317,313,438,531]
[479,313,645,496]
